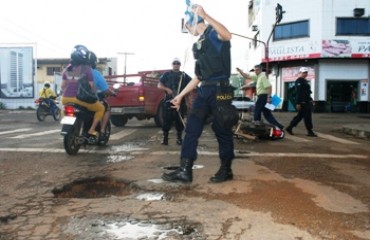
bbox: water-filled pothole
[66,215,205,239]
[52,176,133,199]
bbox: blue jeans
[181,86,234,162]
[254,94,284,129]
[44,98,56,112]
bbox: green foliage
[0,102,6,110]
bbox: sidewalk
[272,111,370,139]
[342,123,370,139]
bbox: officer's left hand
[192,4,206,19]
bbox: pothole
[161,164,204,171]
[0,213,17,224]
[66,215,205,240]
[52,177,134,199]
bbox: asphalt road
[0,110,369,239]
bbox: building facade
[245,0,370,113]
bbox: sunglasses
[172,62,181,65]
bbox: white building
[244,0,370,113]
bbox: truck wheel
[154,103,163,128]
[110,115,128,127]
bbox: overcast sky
[0,0,248,74]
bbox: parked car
[232,96,255,112]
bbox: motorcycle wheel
[98,121,111,146]
[53,107,61,121]
[63,120,82,155]
[36,106,48,121]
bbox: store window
[336,18,370,36]
[273,20,309,41]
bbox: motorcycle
[60,93,111,155]
[35,97,61,121]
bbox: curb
[342,124,370,139]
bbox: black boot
[209,159,233,183]
[307,130,317,137]
[176,131,182,145]
[285,126,294,135]
[161,131,169,145]
[162,158,193,183]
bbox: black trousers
[289,102,313,131]
[162,101,185,133]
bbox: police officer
[158,58,191,145]
[286,67,317,137]
[161,4,237,183]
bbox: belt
[201,80,230,87]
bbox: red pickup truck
[106,70,170,127]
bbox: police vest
[192,26,231,81]
[162,71,183,95]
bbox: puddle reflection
[106,155,134,163]
[106,222,182,239]
[136,192,165,201]
[109,144,148,153]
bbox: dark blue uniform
[160,70,191,138]
[287,76,315,135]
[162,23,236,183]
[181,26,234,163]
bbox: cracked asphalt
[0,111,370,239]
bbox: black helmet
[70,45,90,64]
[89,51,97,69]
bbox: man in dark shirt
[286,67,317,137]
[158,58,191,145]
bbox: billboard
[0,47,34,98]
[267,39,370,62]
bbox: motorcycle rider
[60,45,105,137]
[88,51,115,140]
[39,81,57,110]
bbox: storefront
[279,60,369,113]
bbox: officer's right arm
[158,82,173,95]
[171,77,200,111]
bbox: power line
[0,15,66,56]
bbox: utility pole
[232,3,284,77]
[117,52,135,83]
